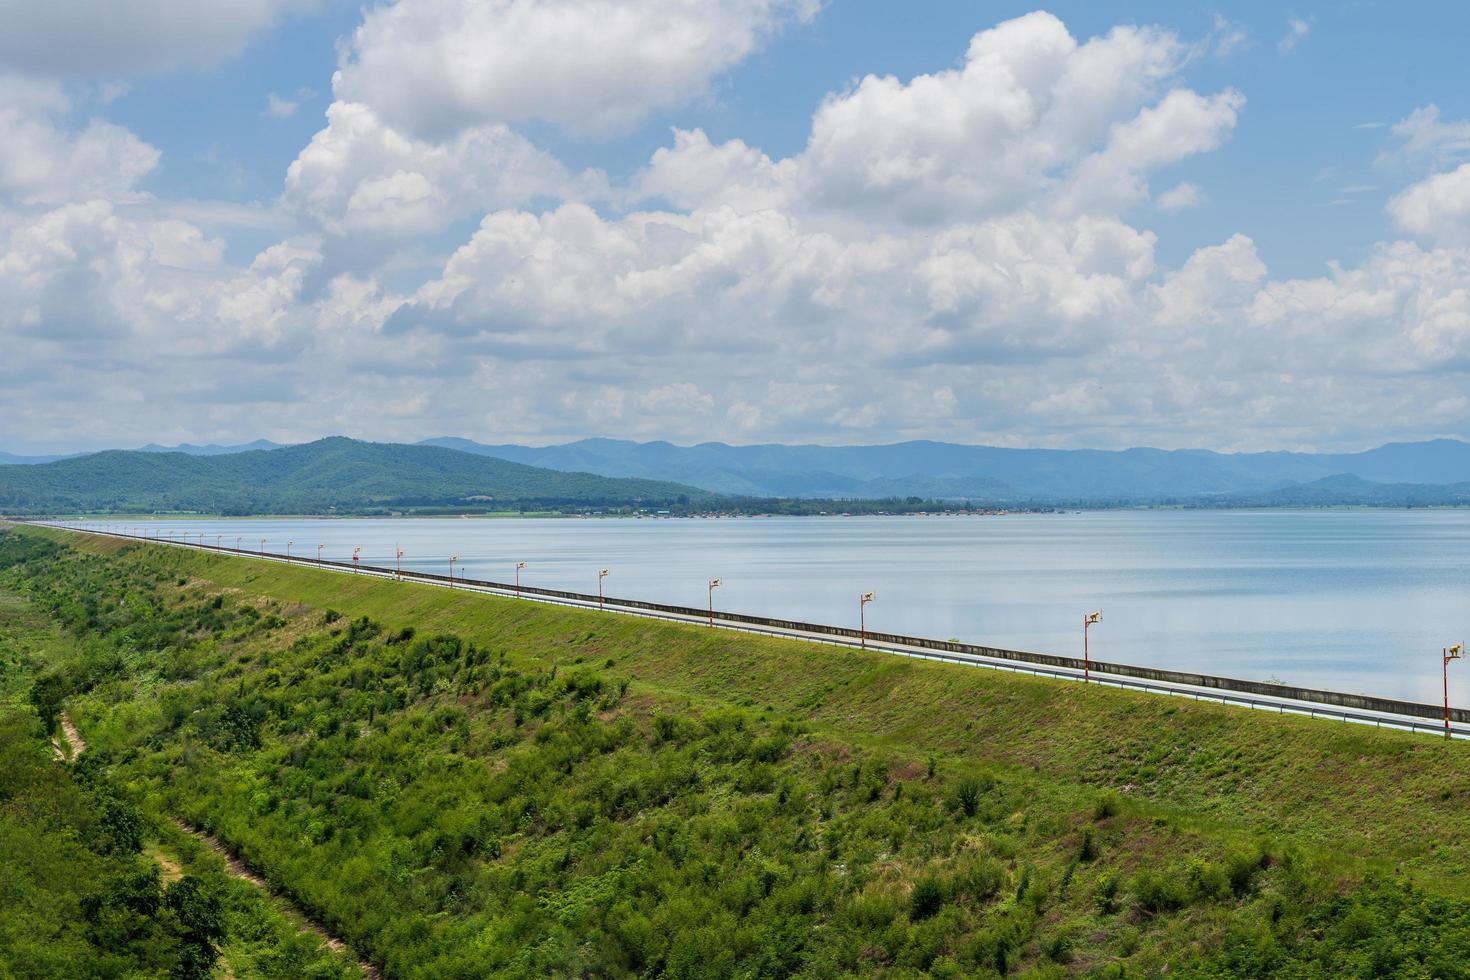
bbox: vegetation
[7,522,1470,976]
[0,541,357,978]
[0,437,707,515]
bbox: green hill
[0,437,708,515]
[8,523,1470,976]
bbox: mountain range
[9,435,1470,507]
[418,436,1470,502]
[0,438,704,515]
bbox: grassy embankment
[5,521,1470,977]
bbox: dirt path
[59,713,86,756]
[53,709,380,978]
[172,817,382,979]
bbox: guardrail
[24,522,1470,740]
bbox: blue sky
[4,1,1470,454]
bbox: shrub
[909,875,947,921]
[1132,869,1187,914]
[953,778,982,818]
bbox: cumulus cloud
[333,0,819,138]
[284,101,606,236]
[637,13,1240,225]
[1156,181,1203,211]
[0,0,314,76]
[0,77,161,204]
[1388,164,1470,243]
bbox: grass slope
[0,438,708,515]
[7,523,1470,977]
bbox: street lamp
[515,561,526,597]
[1083,611,1102,683]
[352,547,361,574]
[859,592,876,649]
[449,555,459,588]
[215,535,222,549]
[259,538,266,556]
[317,544,325,565]
[707,578,722,626]
[235,536,242,552]
[396,547,405,579]
[1445,643,1464,738]
[286,540,294,559]
[599,568,610,609]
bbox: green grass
[8,522,1470,977]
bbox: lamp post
[599,568,610,609]
[707,578,722,626]
[286,540,293,559]
[235,536,242,552]
[396,547,405,580]
[859,592,876,649]
[1083,611,1102,683]
[1445,643,1464,738]
[449,555,459,588]
[317,544,324,565]
[215,535,222,549]
[259,538,266,556]
[352,547,361,574]
[515,561,526,597]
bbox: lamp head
[1450,643,1464,660]
[517,561,526,569]
[710,578,722,588]
[861,591,876,603]
[1087,611,1102,625]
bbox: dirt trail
[53,710,379,978]
[60,713,86,756]
[172,817,382,979]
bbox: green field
[4,521,1470,977]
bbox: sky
[4,1,1470,455]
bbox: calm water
[90,511,1470,703]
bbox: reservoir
[105,509,1470,704]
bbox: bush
[1132,869,1187,914]
[953,778,982,818]
[909,875,947,921]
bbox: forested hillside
[5,524,1470,976]
[0,438,706,515]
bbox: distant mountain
[137,439,287,456]
[0,451,77,466]
[418,436,1470,502]
[0,438,708,515]
[1233,474,1470,508]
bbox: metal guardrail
[25,522,1470,741]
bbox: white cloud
[333,0,819,138]
[1156,181,1203,211]
[1278,17,1311,55]
[638,12,1240,225]
[1387,164,1470,244]
[1210,14,1249,57]
[1387,105,1470,169]
[0,77,161,205]
[0,0,314,76]
[284,101,605,236]
[264,92,300,119]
